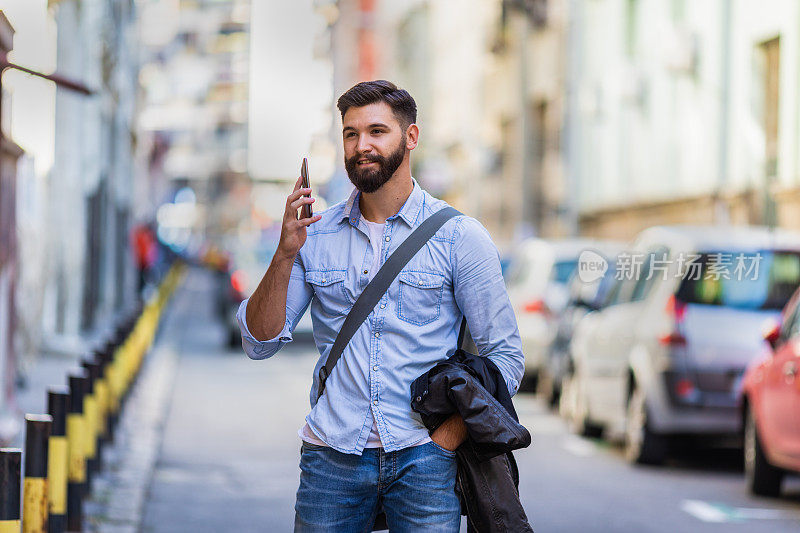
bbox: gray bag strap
[316,206,463,401]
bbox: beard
[345,136,406,194]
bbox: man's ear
[405,124,419,150]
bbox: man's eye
[371,130,383,135]
[345,132,356,138]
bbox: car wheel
[624,385,666,465]
[518,371,539,393]
[563,371,602,438]
[538,371,559,408]
[744,403,783,497]
[558,371,576,420]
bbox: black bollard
[80,358,103,475]
[66,373,88,532]
[47,389,69,533]
[0,448,21,531]
[23,414,52,533]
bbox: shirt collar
[340,178,425,228]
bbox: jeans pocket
[428,440,457,458]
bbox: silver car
[505,238,599,388]
[562,225,800,464]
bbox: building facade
[570,0,800,240]
[46,0,139,349]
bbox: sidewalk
[138,267,317,532]
[11,353,81,448]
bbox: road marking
[681,500,800,523]
[681,500,735,523]
[733,507,800,520]
[561,436,596,457]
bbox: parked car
[740,288,800,497]
[539,251,622,406]
[505,238,599,389]
[562,225,800,464]
[218,245,312,348]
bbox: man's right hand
[277,176,322,260]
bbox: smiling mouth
[357,160,377,165]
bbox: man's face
[342,102,409,194]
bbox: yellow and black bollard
[66,373,88,532]
[78,364,97,480]
[96,344,117,444]
[80,359,102,476]
[89,351,109,447]
[23,414,52,533]
[47,389,69,533]
[0,448,21,532]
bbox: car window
[782,298,800,340]
[603,277,628,306]
[504,255,528,286]
[675,250,800,310]
[630,248,668,302]
[551,260,579,284]
[593,266,619,307]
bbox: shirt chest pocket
[397,271,445,326]
[306,269,353,316]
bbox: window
[675,250,800,311]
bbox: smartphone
[300,157,313,219]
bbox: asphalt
[93,267,800,532]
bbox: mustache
[349,153,382,164]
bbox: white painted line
[735,507,800,520]
[680,500,730,523]
[681,500,800,523]
[561,436,596,457]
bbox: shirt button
[418,280,423,285]
[363,269,368,274]
[373,400,378,405]
[373,365,378,371]
[380,304,385,309]
[374,332,380,338]
[321,278,326,283]
[384,236,390,242]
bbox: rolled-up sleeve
[452,217,524,396]
[237,253,313,360]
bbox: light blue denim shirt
[237,179,524,455]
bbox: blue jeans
[294,441,461,532]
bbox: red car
[741,287,800,497]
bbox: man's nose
[356,134,373,153]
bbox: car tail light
[523,299,549,315]
[673,377,698,400]
[231,269,248,295]
[658,332,687,346]
[659,295,687,346]
[666,294,687,322]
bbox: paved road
[141,269,800,532]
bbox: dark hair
[337,80,417,129]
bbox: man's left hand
[430,413,468,451]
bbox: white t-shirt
[361,217,387,447]
[300,216,387,448]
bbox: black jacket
[410,349,534,533]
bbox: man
[238,80,524,532]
